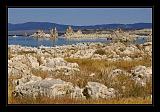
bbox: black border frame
[6,6,154,106]
[1,0,159,112]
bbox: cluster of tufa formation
[109,29,139,42]
[64,26,111,39]
[64,26,151,43]
[30,27,58,39]
[50,27,58,39]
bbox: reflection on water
[8,36,147,47]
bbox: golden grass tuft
[9,96,151,104]
[17,51,37,55]
[31,68,49,79]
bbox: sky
[8,8,152,26]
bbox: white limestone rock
[108,69,130,78]
[71,86,86,99]
[70,49,96,59]
[27,55,39,68]
[13,78,75,98]
[83,82,117,99]
[131,65,152,86]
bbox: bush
[94,49,106,55]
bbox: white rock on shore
[8,41,152,61]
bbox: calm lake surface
[8,36,147,47]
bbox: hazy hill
[8,22,152,31]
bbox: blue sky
[8,8,152,26]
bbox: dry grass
[8,96,151,104]
[65,56,151,72]
[31,68,49,79]
[8,78,16,104]
[17,51,37,55]
[8,48,14,59]
[8,56,152,104]
[64,58,151,95]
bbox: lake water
[8,36,147,47]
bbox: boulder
[131,65,152,78]
[83,82,116,99]
[13,78,75,98]
[131,65,152,86]
[70,49,96,59]
[27,55,39,68]
[122,56,132,61]
[38,57,80,75]
[108,69,131,78]
[71,86,86,99]
[109,69,124,78]
[8,55,31,78]
[14,75,42,86]
[44,58,67,67]
[50,83,74,98]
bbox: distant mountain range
[8,22,152,31]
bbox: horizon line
[8,21,152,26]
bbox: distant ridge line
[8,22,152,31]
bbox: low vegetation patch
[9,96,151,104]
[94,49,106,55]
[17,51,37,55]
[31,68,49,79]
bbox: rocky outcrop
[71,86,86,99]
[108,65,152,87]
[13,78,118,99]
[8,40,152,100]
[8,54,80,77]
[12,76,119,99]
[8,55,32,78]
[13,78,75,98]
[143,42,152,56]
[38,57,80,75]
[108,69,130,78]
[14,75,42,86]
[8,40,152,62]
[70,49,96,59]
[131,65,152,86]
[83,82,117,99]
